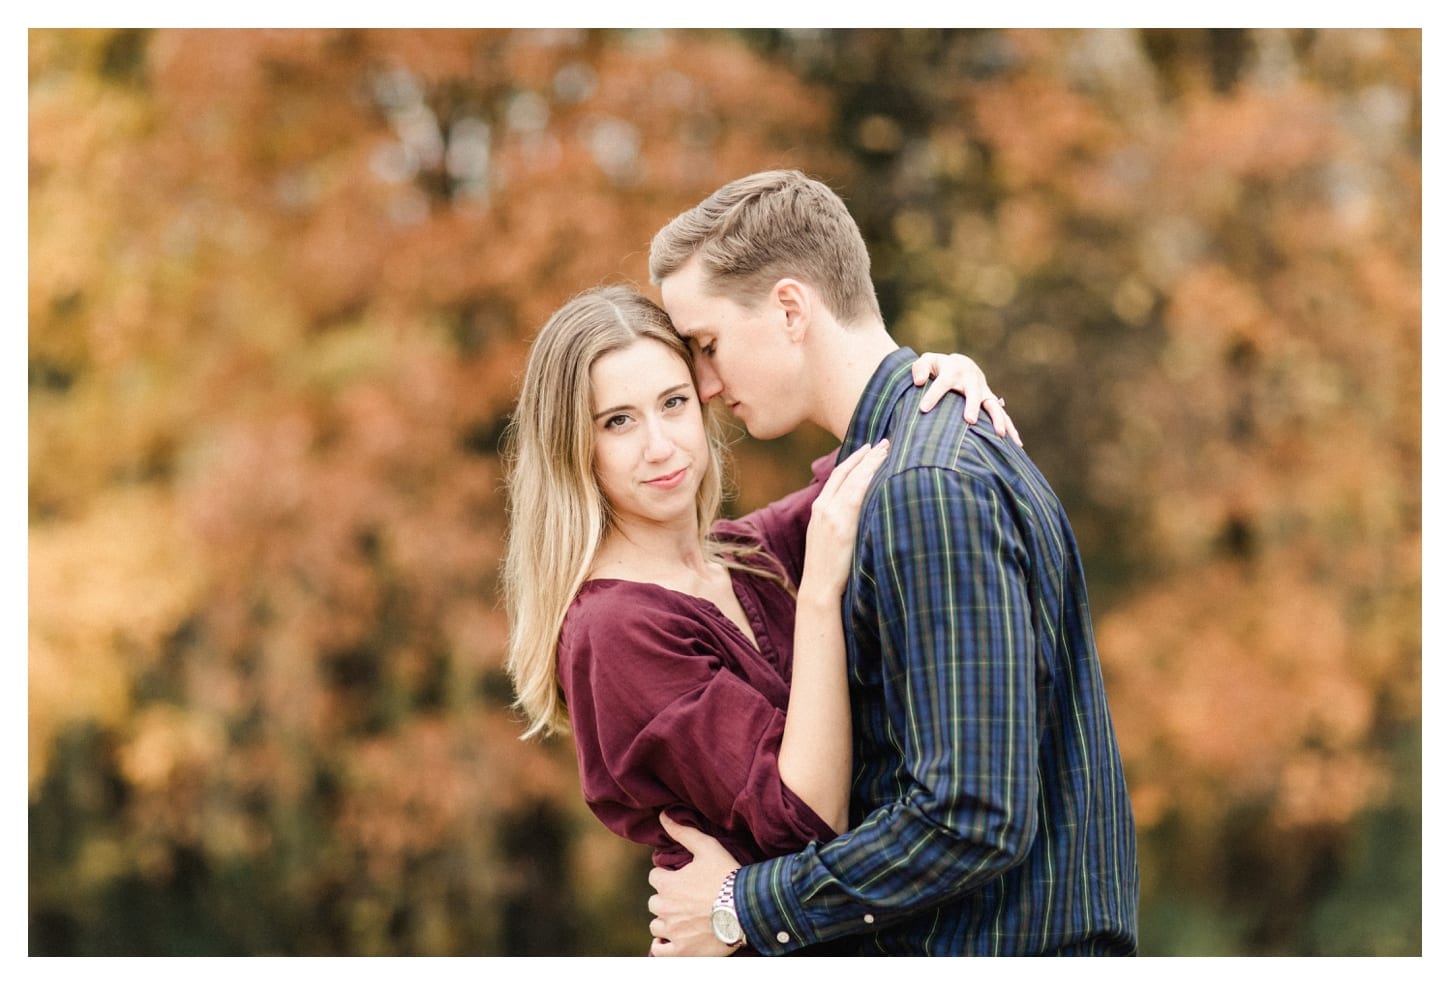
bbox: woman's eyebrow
[592,383,691,422]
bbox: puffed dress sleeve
[558,581,837,866]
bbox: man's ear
[772,278,811,342]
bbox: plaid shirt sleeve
[735,464,1040,952]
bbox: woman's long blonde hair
[503,286,733,739]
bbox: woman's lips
[645,467,688,489]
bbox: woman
[503,286,1013,948]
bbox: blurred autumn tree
[29,28,1420,956]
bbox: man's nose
[695,360,723,402]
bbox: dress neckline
[578,572,772,659]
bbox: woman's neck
[590,518,714,590]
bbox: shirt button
[863,914,875,924]
[776,931,791,944]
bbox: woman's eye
[664,394,689,410]
[605,414,630,429]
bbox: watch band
[711,867,744,947]
[714,867,739,911]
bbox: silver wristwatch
[710,868,744,948]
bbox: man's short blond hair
[648,169,882,325]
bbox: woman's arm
[559,583,842,860]
[775,440,889,834]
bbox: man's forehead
[660,262,719,314]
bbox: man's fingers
[658,811,687,841]
[658,811,711,854]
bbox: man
[643,170,1138,956]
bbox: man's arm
[649,466,1040,954]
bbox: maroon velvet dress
[556,457,840,877]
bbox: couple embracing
[503,170,1138,957]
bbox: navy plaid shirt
[734,348,1139,955]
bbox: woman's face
[589,338,708,532]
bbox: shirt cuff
[735,854,813,955]
[734,839,889,953]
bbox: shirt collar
[839,346,919,461]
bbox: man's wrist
[710,867,745,948]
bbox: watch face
[711,906,742,944]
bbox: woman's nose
[643,418,674,460]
